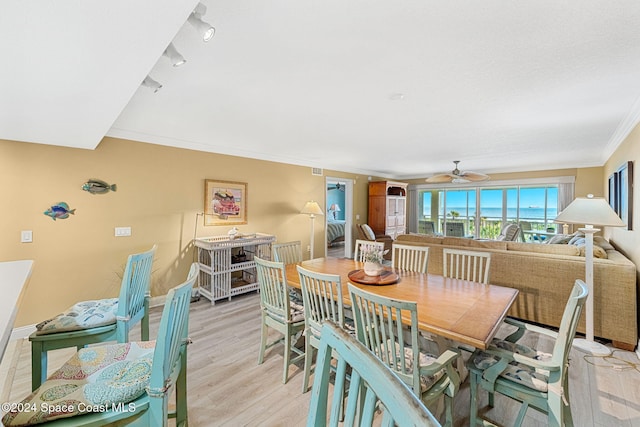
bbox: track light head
[141,75,162,93]
[163,43,186,67]
[188,2,215,42]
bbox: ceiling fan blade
[460,171,490,182]
[425,173,458,183]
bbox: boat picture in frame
[204,179,247,226]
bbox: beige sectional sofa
[396,233,638,350]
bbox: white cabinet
[194,233,275,304]
[368,181,408,240]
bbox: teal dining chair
[468,280,588,427]
[297,265,349,393]
[29,245,156,391]
[2,263,198,427]
[442,248,491,284]
[307,321,442,427]
[272,240,303,264]
[348,283,460,427]
[391,242,430,273]
[255,256,306,384]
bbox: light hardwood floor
[2,292,640,426]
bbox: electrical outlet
[21,230,33,243]
[115,227,131,237]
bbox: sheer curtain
[557,182,575,234]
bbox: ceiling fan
[328,183,345,191]
[426,160,490,184]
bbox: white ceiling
[4,1,640,179]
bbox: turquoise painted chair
[442,248,491,284]
[297,265,349,393]
[468,280,588,427]
[348,284,460,427]
[307,321,442,427]
[29,245,156,391]
[272,240,303,264]
[255,256,306,384]
[391,243,430,273]
[2,263,198,427]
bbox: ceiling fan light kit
[426,160,490,184]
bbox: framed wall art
[204,179,247,226]
[608,161,633,230]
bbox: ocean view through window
[418,185,559,239]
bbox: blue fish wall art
[82,179,117,195]
[44,202,76,220]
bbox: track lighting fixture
[163,42,186,67]
[141,75,162,93]
[188,2,215,42]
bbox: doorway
[325,177,353,258]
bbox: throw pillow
[545,234,573,245]
[361,224,376,240]
[594,236,615,251]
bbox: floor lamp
[301,201,324,260]
[554,194,625,356]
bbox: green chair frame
[29,245,156,391]
[255,256,306,384]
[11,263,198,427]
[348,283,460,427]
[391,243,430,273]
[297,265,346,393]
[272,240,303,264]
[468,280,588,427]
[307,321,442,427]
[442,248,491,284]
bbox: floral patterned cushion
[34,298,119,335]
[472,338,552,392]
[2,341,155,426]
[383,341,445,393]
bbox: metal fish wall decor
[44,202,76,220]
[82,179,117,195]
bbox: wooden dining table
[285,257,518,350]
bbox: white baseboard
[11,324,36,341]
[149,295,166,308]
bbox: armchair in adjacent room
[356,223,392,260]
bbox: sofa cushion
[468,239,508,251]
[506,241,580,256]
[443,237,471,247]
[399,234,443,245]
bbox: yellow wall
[0,137,370,326]
[604,124,640,274]
[1,135,616,327]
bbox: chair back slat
[297,266,344,342]
[117,245,156,338]
[392,243,429,273]
[354,240,385,262]
[148,263,197,411]
[272,241,303,264]
[306,322,441,427]
[255,257,292,321]
[443,248,491,284]
[348,283,421,394]
[555,280,588,376]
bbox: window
[415,184,561,240]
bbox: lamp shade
[554,194,625,227]
[301,201,324,216]
[329,204,341,212]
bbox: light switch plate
[115,227,131,237]
[21,230,33,243]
